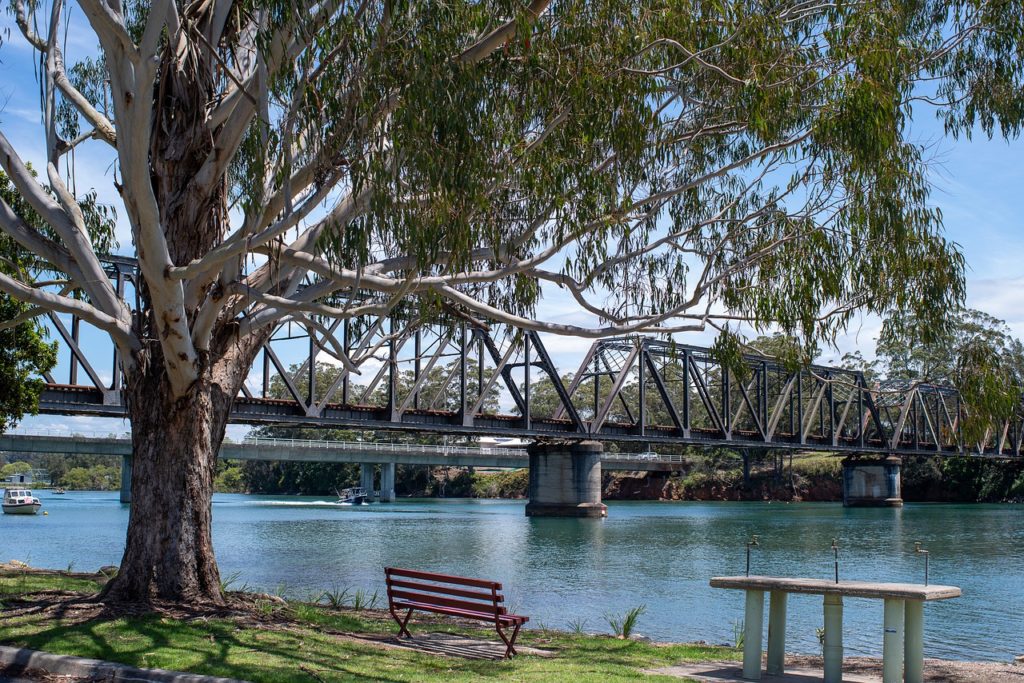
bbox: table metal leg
[882,598,905,683]
[904,600,924,683]
[766,591,787,675]
[742,589,765,680]
[822,594,843,683]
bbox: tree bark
[101,333,260,605]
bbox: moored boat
[2,488,42,515]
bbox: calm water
[1,493,1021,661]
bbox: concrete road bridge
[0,429,686,504]
[15,256,1024,514]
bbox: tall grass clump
[606,604,647,638]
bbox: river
[1,492,1021,662]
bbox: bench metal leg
[496,622,522,658]
[388,606,414,638]
[742,589,764,680]
[882,598,905,683]
[823,594,843,683]
[904,600,924,683]
[766,591,787,676]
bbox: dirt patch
[649,656,1024,682]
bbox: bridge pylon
[525,440,607,517]
[120,454,132,504]
[841,455,902,507]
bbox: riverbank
[0,565,736,682]
[3,565,1021,682]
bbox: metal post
[70,314,80,385]
[262,350,270,397]
[524,334,531,431]
[478,334,485,404]
[746,535,759,576]
[342,319,350,404]
[832,538,839,583]
[308,334,316,406]
[723,365,731,436]
[822,594,843,683]
[914,542,929,585]
[638,343,646,437]
[459,324,468,423]
[766,591,787,676]
[904,600,924,683]
[413,328,422,410]
[882,598,905,683]
[742,589,764,680]
[682,350,691,434]
[112,271,126,392]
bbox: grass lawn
[0,569,738,682]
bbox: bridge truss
[28,259,1024,457]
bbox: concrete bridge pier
[380,462,395,502]
[525,441,607,518]
[359,463,375,497]
[120,454,131,504]
[842,456,902,507]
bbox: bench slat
[387,578,504,603]
[392,600,526,624]
[389,589,504,615]
[386,567,500,590]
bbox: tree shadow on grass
[2,591,706,683]
[1,603,506,682]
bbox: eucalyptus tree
[1,0,1022,604]
[878,308,1024,443]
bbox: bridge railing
[3,427,694,464]
[3,427,132,440]
[239,436,527,458]
[605,452,686,463]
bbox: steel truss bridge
[29,257,1024,457]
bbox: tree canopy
[4,0,1023,390]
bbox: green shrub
[471,468,528,498]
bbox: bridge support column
[525,441,607,518]
[380,462,395,502]
[119,454,131,504]
[842,456,902,507]
[360,463,375,498]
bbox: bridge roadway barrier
[0,432,686,471]
[1,431,695,511]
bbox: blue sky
[2,12,1023,437]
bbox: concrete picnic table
[710,576,961,683]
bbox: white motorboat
[335,487,369,505]
[2,488,42,515]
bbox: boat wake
[258,500,361,507]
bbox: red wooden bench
[384,567,529,658]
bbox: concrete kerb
[0,645,251,683]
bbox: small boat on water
[335,487,369,505]
[3,488,42,515]
[54,488,66,495]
